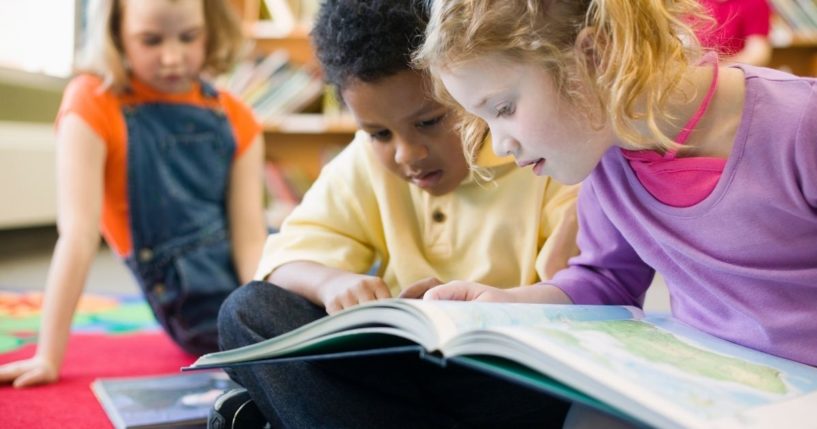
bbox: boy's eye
[416,114,446,129]
[370,129,392,142]
[496,103,515,118]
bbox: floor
[0,225,137,295]
[0,225,672,312]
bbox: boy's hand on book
[321,273,392,314]
[399,277,444,299]
[0,356,59,388]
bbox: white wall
[0,121,57,229]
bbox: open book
[185,300,817,429]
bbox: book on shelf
[794,0,817,31]
[91,370,239,429]
[215,49,324,123]
[263,161,299,228]
[771,0,817,38]
[185,299,817,429]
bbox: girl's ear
[574,26,602,74]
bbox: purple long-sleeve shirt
[551,65,817,366]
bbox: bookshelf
[768,1,817,76]
[770,43,817,76]
[229,0,357,182]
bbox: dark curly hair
[311,0,428,91]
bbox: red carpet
[0,330,195,428]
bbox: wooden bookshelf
[262,114,357,179]
[230,0,357,181]
[770,35,817,76]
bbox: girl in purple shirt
[415,0,816,426]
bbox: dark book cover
[91,370,239,429]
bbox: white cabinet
[0,121,57,229]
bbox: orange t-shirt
[55,74,262,257]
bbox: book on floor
[184,299,817,429]
[91,370,239,429]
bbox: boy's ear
[574,26,602,73]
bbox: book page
[188,300,642,369]
[453,315,817,429]
[402,300,643,347]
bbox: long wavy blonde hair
[414,0,711,165]
[76,0,244,92]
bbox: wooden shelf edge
[262,114,357,135]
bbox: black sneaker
[208,387,269,429]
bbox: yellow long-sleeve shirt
[255,131,579,296]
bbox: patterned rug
[0,290,160,353]
[0,290,196,429]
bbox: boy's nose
[394,139,428,166]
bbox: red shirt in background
[698,0,771,55]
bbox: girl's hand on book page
[399,277,444,299]
[423,281,516,302]
[321,273,392,314]
[426,282,574,304]
[0,356,59,388]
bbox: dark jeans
[218,281,569,428]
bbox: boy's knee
[217,281,322,351]
[217,281,271,350]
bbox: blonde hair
[414,0,711,163]
[76,0,244,92]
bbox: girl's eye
[496,103,515,118]
[370,130,392,142]
[181,30,202,43]
[141,36,162,46]
[416,114,446,129]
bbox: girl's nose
[490,129,517,158]
[161,43,183,66]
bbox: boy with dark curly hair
[210,0,578,427]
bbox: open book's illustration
[185,300,817,429]
[91,370,239,429]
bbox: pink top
[622,56,725,208]
[698,0,771,55]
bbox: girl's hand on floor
[0,356,59,388]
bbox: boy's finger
[372,280,392,300]
[399,277,443,299]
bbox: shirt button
[432,210,446,223]
[138,248,154,262]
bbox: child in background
[212,0,579,426]
[415,0,816,426]
[0,0,266,388]
[698,0,772,66]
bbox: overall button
[432,210,446,223]
[154,282,166,296]
[138,248,154,262]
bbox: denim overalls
[123,82,239,355]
